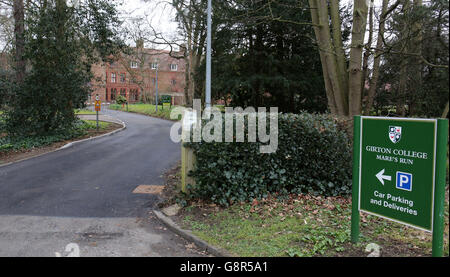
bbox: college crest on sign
[389,126,402,143]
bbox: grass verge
[161,165,449,257]
[75,109,97,115]
[109,103,179,121]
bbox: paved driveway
[0,109,203,257]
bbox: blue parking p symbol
[396,172,413,191]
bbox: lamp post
[154,59,159,112]
[205,0,212,108]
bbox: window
[111,73,116,83]
[151,63,158,70]
[120,73,126,83]
[171,79,176,86]
[131,61,138,68]
[170,64,178,71]
[120,88,126,97]
[111,88,117,100]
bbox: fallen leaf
[252,199,259,206]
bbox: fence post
[351,116,361,243]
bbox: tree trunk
[361,3,373,100]
[309,1,337,115]
[309,0,348,116]
[396,1,411,116]
[348,0,369,116]
[309,0,369,117]
[409,0,423,115]
[365,0,389,115]
[13,0,25,84]
[330,0,349,106]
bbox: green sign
[351,116,448,257]
[359,117,436,231]
[161,95,172,110]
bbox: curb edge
[153,209,233,257]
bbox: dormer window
[151,63,158,70]
[130,61,138,68]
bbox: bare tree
[364,0,389,115]
[0,0,14,53]
[121,0,204,106]
[171,0,208,106]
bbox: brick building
[90,48,186,105]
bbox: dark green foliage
[185,112,352,206]
[0,77,6,108]
[191,0,328,113]
[0,119,97,152]
[373,0,449,118]
[116,95,127,105]
[5,0,123,136]
[0,66,13,109]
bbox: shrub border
[0,118,126,169]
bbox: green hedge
[185,112,352,206]
[116,95,127,105]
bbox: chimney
[179,44,187,56]
[136,39,144,49]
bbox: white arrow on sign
[376,169,392,185]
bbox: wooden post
[181,143,196,193]
[180,112,197,193]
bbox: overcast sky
[117,0,385,46]
[118,0,179,48]
[0,0,387,51]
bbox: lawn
[178,192,449,257]
[75,109,97,115]
[109,103,179,121]
[109,103,230,120]
[162,165,449,257]
[80,120,111,130]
